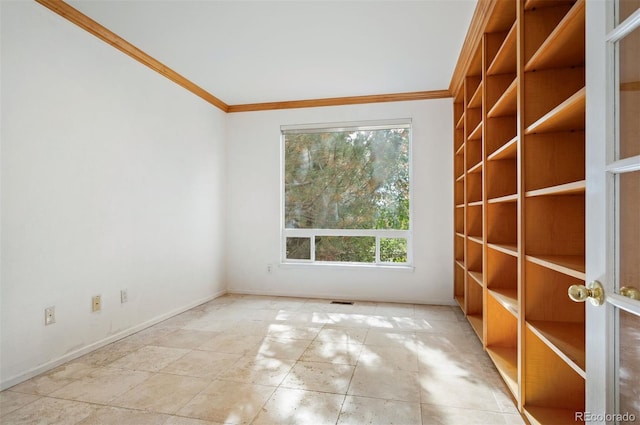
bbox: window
[282,119,412,266]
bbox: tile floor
[0,294,526,424]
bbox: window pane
[315,236,375,263]
[286,237,311,260]
[617,26,640,159]
[284,128,410,230]
[380,238,408,263]
[617,0,640,25]
[618,308,640,423]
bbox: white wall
[0,2,227,388]
[225,100,453,304]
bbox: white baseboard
[228,288,455,306]
[0,289,227,391]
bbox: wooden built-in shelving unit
[451,0,585,423]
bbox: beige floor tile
[347,365,420,402]
[124,326,174,346]
[49,367,151,404]
[420,374,503,412]
[253,388,345,425]
[0,397,96,425]
[197,332,264,354]
[357,344,419,371]
[327,313,372,328]
[280,361,354,394]
[0,391,40,417]
[71,339,146,367]
[177,380,275,424]
[315,326,369,344]
[375,303,416,317]
[337,395,422,425]
[111,373,209,414]
[421,404,526,425]
[364,329,415,346]
[152,329,222,349]
[164,416,224,425]
[255,337,311,361]
[218,355,294,386]
[264,323,322,340]
[8,362,95,395]
[75,406,170,424]
[413,305,459,321]
[300,341,363,365]
[109,345,190,372]
[161,350,242,379]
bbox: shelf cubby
[455,180,465,205]
[524,259,585,370]
[486,116,517,157]
[487,159,517,200]
[466,139,483,171]
[486,296,518,397]
[525,87,585,135]
[455,233,465,262]
[467,171,483,204]
[523,69,584,130]
[523,131,584,192]
[455,150,465,180]
[455,206,464,234]
[525,0,585,72]
[487,202,517,246]
[468,81,483,109]
[466,203,483,238]
[466,237,483,274]
[523,2,575,66]
[524,327,585,424]
[488,78,517,118]
[454,262,465,310]
[487,22,517,76]
[466,107,483,138]
[467,277,484,340]
[486,74,516,115]
[524,194,584,265]
[488,136,517,161]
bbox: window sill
[278,262,415,272]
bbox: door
[582,1,640,424]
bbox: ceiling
[67,0,477,106]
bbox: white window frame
[280,119,413,267]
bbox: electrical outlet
[120,289,128,304]
[44,306,55,325]
[92,295,101,312]
[267,264,272,273]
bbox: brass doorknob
[620,286,640,300]
[568,281,604,306]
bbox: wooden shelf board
[468,121,483,141]
[456,114,465,130]
[468,81,483,108]
[525,255,585,280]
[486,346,518,398]
[488,78,517,118]
[525,87,585,135]
[527,320,585,377]
[488,193,518,204]
[468,236,484,245]
[467,314,484,341]
[455,143,464,155]
[468,161,483,174]
[487,22,517,76]
[468,271,484,287]
[525,0,585,72]
[488,243,518,257]
[523,406,581,425]
[488,136,517,161]
[488,288,518,317]
[468,200,483,207]
[525,180,585,197]
[455,232,465,238]
[455,260,465,270]
[455,173,464,182]
[455,204,464,209]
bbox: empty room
[1,0,638,424]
